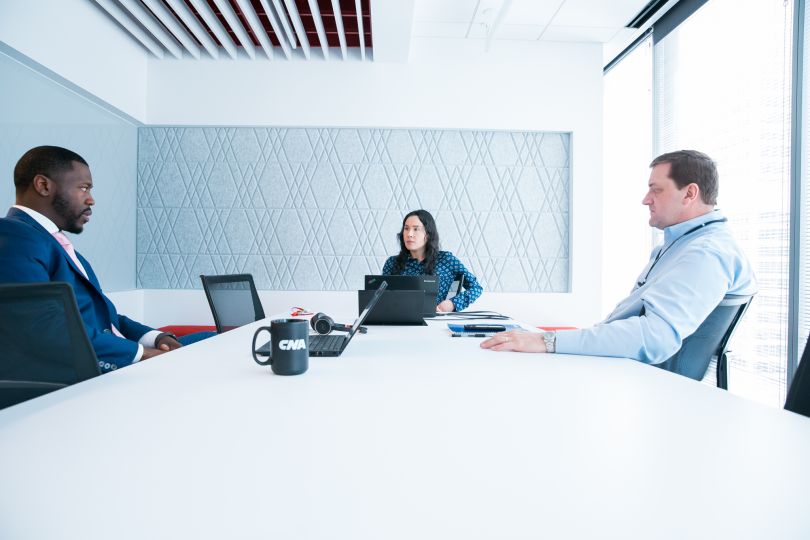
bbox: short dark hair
[649,150,718,205]
[392,209,441,274]
[13,146,88,193]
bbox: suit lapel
[7,208,102,290]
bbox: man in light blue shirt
[482,150,757,365]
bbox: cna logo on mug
[279,339,306,351]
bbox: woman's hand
[437,300,455,312]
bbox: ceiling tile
[541,25,621,43]
[503,0,563,26]
[552,0,651,28]
[466,24,489,39]
[495,24,545,41]
[413,0,480,22]
[412,21,470,39]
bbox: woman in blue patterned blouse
[382,209,483,312]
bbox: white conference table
[1,314,809,539]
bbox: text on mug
[279,339,306,351]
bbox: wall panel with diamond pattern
[137,127,570,292]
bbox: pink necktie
[53,231,87,278]
[52,231,124,338]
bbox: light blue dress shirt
[555,210,757,364]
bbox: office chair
[785,332,810,418]
[200,274,265,333]
[447,273,465,300]
[655,294,753,389]
[0,282,100,409]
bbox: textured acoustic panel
[137,127,570,292]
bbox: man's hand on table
[480,330,547,353]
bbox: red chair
[537,326,578,331]
[158,325,216,337]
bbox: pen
[463,324,506,332]
[451,332,491,338]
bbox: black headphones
[310,313,367,335]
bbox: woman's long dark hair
[392,209,441,274]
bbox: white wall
[1,24,605,327]
[0,49,140,291]
[146,38,604,327]
[147,39,599,131]
[0,0,148,122]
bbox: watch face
[543,331,555,352]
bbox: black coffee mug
[252,319,309,376]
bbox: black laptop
[359,289,426,326]
[364,275,439,318]
[257,281,388,357]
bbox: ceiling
[413,0,649,44]
[91,0,652,61]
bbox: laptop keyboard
[310,334,346,352]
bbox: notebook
[257,281,388,357]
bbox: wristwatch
[543,331,556,353]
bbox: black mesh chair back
[200,274,265,333]
[655,294,753,389]
[785,332,810,418]
[0,282,100,409]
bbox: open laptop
[358,289,426,326]
[364,275,439,318]
[256,281,388,358]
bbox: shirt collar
[12,205,60,234]
[663,209,725,244]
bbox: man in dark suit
[0,146,209,372]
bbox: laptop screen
[349,280,388,337]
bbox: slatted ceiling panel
[231,2,260,46]
[356,0,372,47]
[92,0,373,59]
[296,0,322,48]
[270,0,299,48]
[209,1,244,47]
[293,0,370,48]
[98,1,646,59]
[184,0,223,46]
[316,0,337,47]
[341,6,372,47]
[169,0,221,57]
[255,8,283,47]
[144,0,202,58]
[232,0,283,49]
[282,0,311,58]
[164,1,203,47]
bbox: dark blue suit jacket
[0,208,153,371]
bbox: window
[799,0,810,377]
[654,0,793,406]
[602,36,655,312]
